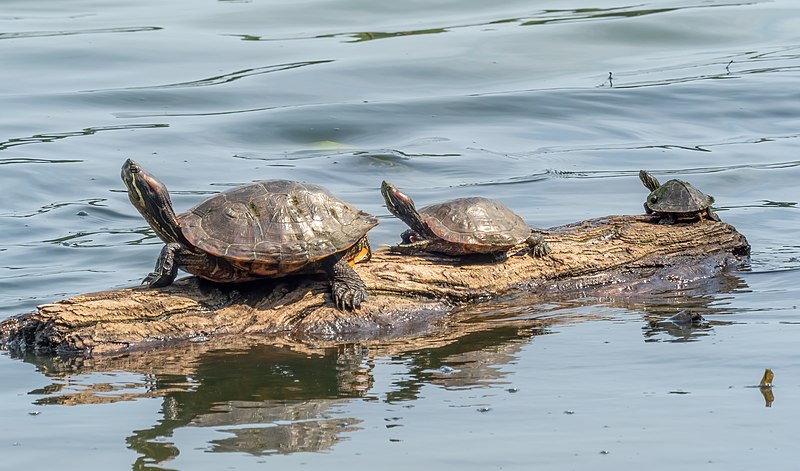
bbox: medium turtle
[639,170,720,224]
[121,159,378,311]
[380,181,551,258]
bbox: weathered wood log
[0,215,750,357]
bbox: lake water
[2,0,799,469]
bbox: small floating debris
[28,411,40,416]
[759,368,774,389]
[563,410,575,415]
[745,368,775,407]
[760,368,775,407]
[476,407,492,413]
[599,450,610,455]
[506,387,519,393]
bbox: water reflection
[385,326,540,403]
[14,321,549,468]
[9,267,753,467]
[122,344,370,467]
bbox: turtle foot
[531,240,552,257]
[143,272,174,288]
[331,277,368,311]
[326,254,368,311]
[142,242,180,288]
[525,232,552,258]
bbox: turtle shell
[646,179,714,214]
[179,180,377,274]
[420,197,531,248]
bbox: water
[2,0,799,469]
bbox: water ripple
[518,1,759,27]
[0,124,168,152]
[454,158,800,189]
[0,157,83,166]
[86,60,333,92]
[223,1,759,43]
[508,134,800,160]
[0,26,161,41]
[609,46,800,89]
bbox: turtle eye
[649,195,658,203]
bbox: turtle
[380,181,551,258]
[638,170,720,224]
[121,159,378,311]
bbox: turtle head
[380,181,431,238]
[121,159,185,245]
[639,170,661,192]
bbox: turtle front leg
[657,213,677,225]
[323,253,369,311]
[143,242,181,288]
[525,231,551,258]
[400,229,419,244]
[706,208,721,222]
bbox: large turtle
[380,181,551,258]
[121,159,378,311]
[639,170,720,224]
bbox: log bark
[0,215,750,357]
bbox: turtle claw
[331,279,367,311]
[142,242,180,288]
[143,272,173,288]
[326,254,368,311]
[531,241,552,258]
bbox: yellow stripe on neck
[348,246,370,266]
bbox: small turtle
[121,159,378,311]
[380,181,551,258]
[639,170,720,224]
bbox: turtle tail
[639,170,661,192]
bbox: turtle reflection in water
[380,181,551,259]
[121,159,378,311]
[639,170,720,224]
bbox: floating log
[0,215,750,357]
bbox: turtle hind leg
[387,239,431,255]
[323,253,368,311]
[143,242,181,288]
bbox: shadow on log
[0,215,750,358]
